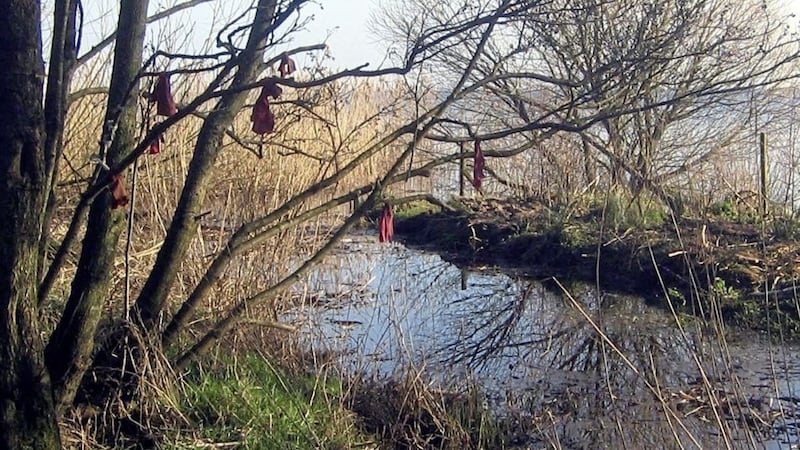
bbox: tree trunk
[45,0,150,412]
[40,0,79,282]
[581,136,597,188]
[0,0,61,447]
[134,0,278,330]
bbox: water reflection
[286,234,800,449]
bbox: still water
[285,234,800,449]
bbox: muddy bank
[388,197,800,338]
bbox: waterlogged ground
[284,233,800,449]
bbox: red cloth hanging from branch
[473,139,485,190]
[378,202,394,243]
[141,72,176,156]
[251,81,282,135]
[110,174,129,209]
[279,53,296,77]
[153,72,177,116]
[148,134,164,154]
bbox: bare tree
[0,0,513,444]
[4,0,797,445]
[541,0,799,212]
[379,0,800,214]
[0,0,63,445]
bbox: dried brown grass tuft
[345,369,513,450]
[61,323,188,449]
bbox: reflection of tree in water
[303,241,786,448]
[424,280,767,449]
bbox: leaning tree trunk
[134,0,278,329]
[46,0,150,413]
[0,0,62,448]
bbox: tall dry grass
[46,63,450,447]
[52,67,428,344]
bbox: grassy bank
[77,349,525,449]
[172,353,371,449]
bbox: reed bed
[53,70,424,330]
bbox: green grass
[170,353,372,450]
[394,200,441,220]
[165,350,522,449]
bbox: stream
[284,233,800,449]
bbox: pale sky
[57,0,800,71]
[789,0,800,16]
[182,0,389,69]
[290,1,389,69]
[782,0,800,25]
[70,0,388,70]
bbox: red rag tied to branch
[251,81,283,135]
[110,174,129,209]
[144,72,176,155]
[379,202,395,243]
[153,72,177,117]
[148,134,165,154]
[279,53,296,77]
[473,139,485,190]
